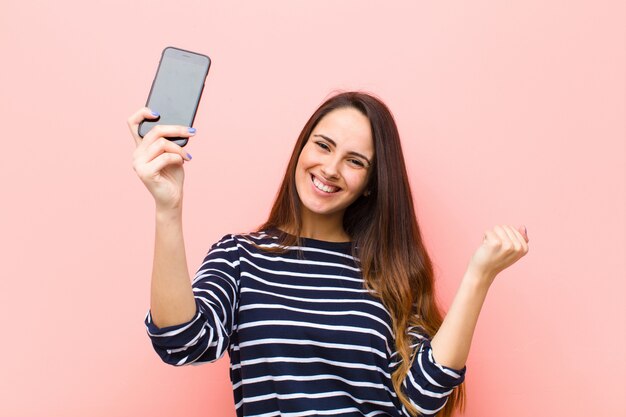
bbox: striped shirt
[145,231,465,416]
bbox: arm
[430,225,530,370]
[128,107,197,328]
[128,108,238,364]
[429,268,490,370]
[150,207,196,328]
[397,225,528,415]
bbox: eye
[315,141,331,151]
[348,158,366,168]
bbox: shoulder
[210,229,281,252]
[200,231,278,270]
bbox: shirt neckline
[268,228,353,252]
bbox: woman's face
[295,106,375,222]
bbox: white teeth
[312,176,338,193]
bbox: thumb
[518,225,529,242]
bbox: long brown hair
[258,91,465,416]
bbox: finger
[482,228,499,246]
[502,225,529,256]
[142,152,185,177]
[501,225,523,249]
[513,225,530,254]
[139,137,192,165]
[490,225,518,255]
[128,107,160,145]
[491,225,509,245]
[140,125,197,150]
[518,225,529,242]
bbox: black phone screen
[139,47,211,146]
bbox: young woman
[128,92,529,417]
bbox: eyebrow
[313,134,373,167]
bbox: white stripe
[207,302,228,355]
[166,326,208,354]
[389,332,427,363]
[238,235,359,262]
[193,281,236,326]
[245,408,388,417]
[237,243,360,272]
[406,367,452,398]
[174,325,214,365]
[408,394,448,415]
[207,244,239,254]
[232,372,396,397]
[195,281,233,302]
[195,257,240,274]
[240,287,389,316]
[146,311,201,337]
[223,232,362,265]
[417,349,444,388]
[185,324,229,364]
[194,288,227,324]
[240,256,363,284]
[232,356,391,378]
[193,266,238,287]
[407,331,427,341]
[168,338,219,355]
[233,337,387,360]
[241,389,394,408]
[237,320,389,347]
[191,339,228,364]
[215,236,236,247]
[428,349,462,379]
[238,303,392,334]
[241,271,367,294]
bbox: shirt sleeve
[144,234,241,366]
[398,326,466,416]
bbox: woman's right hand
[127,108,195,211]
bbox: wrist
[155,205,183,222]
[462,265,496,292]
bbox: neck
[288,208,350,242]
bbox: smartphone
[138,47,211,147]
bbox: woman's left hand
[467,225,530,287]
[430,225,530,369]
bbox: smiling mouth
[311,174,341,193]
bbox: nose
[320,156,340,180]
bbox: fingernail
[188,127,196,134]
[151,110,160,117]
[186,153,193,160]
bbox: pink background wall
[1,1,624,416]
